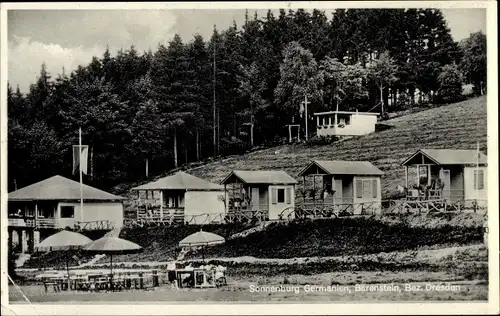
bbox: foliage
[437,64,465,104]
[274,42,324,123]
[366,51,398,116]
[319,57,368,111]
[459,32,487,95]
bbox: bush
[436,64,465,104]
[305,135,339,146]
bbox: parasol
[34,230,92,288]
[83,236,142,287]
[179,229,225,261]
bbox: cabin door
[442,170,451,200]
[333,179,343,204]
[251,187,260,210]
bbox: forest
[7,9,487,191]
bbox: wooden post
[250,124,254,148]
[224,184,228,213]
[405,166,408,189]
[313,175,316,208]
[160,191,164,220]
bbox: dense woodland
[7,9,487,191]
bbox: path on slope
[184,96,487,197]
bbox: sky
[7,8,487,93]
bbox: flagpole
[79,128,84,224]
[476,141,480,193]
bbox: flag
[73,145,89,175]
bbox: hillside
[122,96,486,198]
[111,212,484,263]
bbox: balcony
[8,217,58,229]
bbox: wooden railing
[33,218,58,228]
[75,220,115,231]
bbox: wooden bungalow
[130,171,226,225]
[401,149,487,204]
[220,170,298,221]
[297,160,384,215]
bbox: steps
[15,253,31,268]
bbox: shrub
[436,64,465,104]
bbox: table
[176,269,216,288]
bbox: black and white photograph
[0,1,498,315]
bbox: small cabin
[297,160,384,214]
[8,175,125,253]
[131,171,226,225]
[220,170,298,221]
[401,149,487,205]
[314,110,378,137]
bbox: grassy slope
[110,212,484,263]
[180,96,487,198]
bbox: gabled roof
[131,171,223,191]
[401,149,488,166]
[8,175,124,202]
[221,170,298,185]
[298,160,384,177]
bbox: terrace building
[8,175,125,253]
[314,110,378,137]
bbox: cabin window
[277,188,285,203]
[372,179,378,198]
[60,206,75,218]
[356,180,363,198]
[362,180,371,197]
[474,170,484,190]
[337,115,351,126]
[285,187,292,204]
[271,188,278,204]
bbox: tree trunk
[380,84,384,116]
[173,128,178,168]
[196,129,200,161]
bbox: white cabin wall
[316,114,377,137]
[463,166,488,205]
[57,202,124,229]
[268,185,295,220]
[184,190,225,224]
[352,176,382,214]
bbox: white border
[1,1,498,315]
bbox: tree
[367,51,398,117]
[319,57,368,111]
[237,61,269,147]
[437,64,464,103]
[274,42,323,128]
[460,31,487,95]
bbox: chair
[43,279,61,292]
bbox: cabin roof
[221,170,298,185]
[401,149,488,166]
[132,171,223,191]
[314,111,378,116]
[8,175,125,202]
[298,160,384,177]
